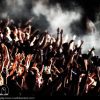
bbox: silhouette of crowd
[0,18,100,97]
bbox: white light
[73,35,76,40]
[77,40,81,47]
[63,34,68,43]
[92,51,95,56]
[69,42,74,50]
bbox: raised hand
[69,40,74,44]
[92,47,95,51]
[81,40,84,44]
[57,27,60,33]
[60,29,63,34]
[27,54,33,61]
[15,53,21,61]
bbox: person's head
[1,43,5,48]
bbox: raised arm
[9,53,21,76]
[56,28,61,48]
[1,43,10,70]
[24,54,33,72]
[38,32,49,49]
[58,29,63,49]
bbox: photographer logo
[0,85,9,96]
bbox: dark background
[50,0,100,21]
[0,0,100,21]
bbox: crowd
[0,18,100,97]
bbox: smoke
[71,18,100,55]
[81,16,100,55]
[0,0,82,34]
[32,0,82,39]
[81,31,100,54]
[31,0,100,56]
[0,0,33,19]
